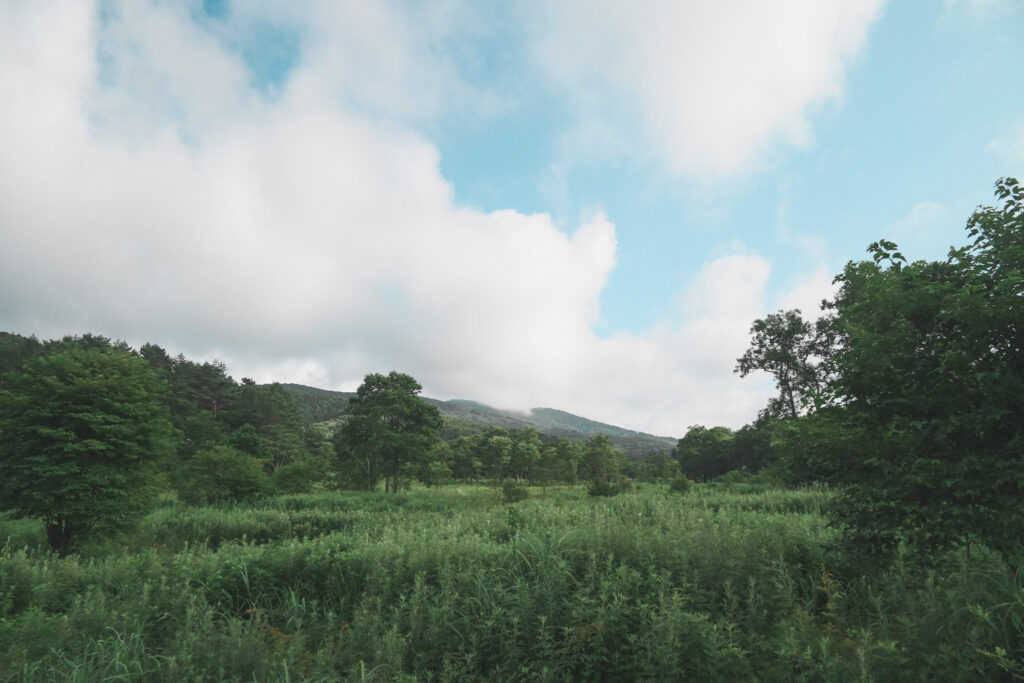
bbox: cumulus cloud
[521,0,886,179]
[0,1,832,435]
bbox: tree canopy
[732,177,1024,565]
[822,177,1024,561]
[735,309,829,419]
[335,372,442,493]
[0,345,173,554]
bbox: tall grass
[0,485,1020,681]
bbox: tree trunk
[46,518,74,557]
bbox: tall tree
[554,439,584,487]
[448,435,480,482]
[480,431,514,482]
[510,427,542,484]
[0,346,173,554]
[735,309,828,419]
[335,372,442,493]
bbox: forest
[0,178,1021,680]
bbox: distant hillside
[279,383,354,423]
[280,384,676,458]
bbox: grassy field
[1,484,1022,681]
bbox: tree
[450,435,482,483]
[335,372,442,494]
[481,433,513,482]
[227,381,309,469]
[554,439,584,486]
[510,427,542,484]
[735,309,828,419]
[0,331,42,389]
[675,425,734,481]
[0,346,173,554]
[583,434,628,496]
[418,441,453,487]
[824,178,1024,563]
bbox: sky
[1,0,1022,436]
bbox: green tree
[554,439,584,486]
[335,372,442,494]
[227,381,309,469]
[0,346,173,554]
[450,435,482,483]
[510,427,542,484]
[0,331,42,389]
[675,425,734,481]
[480,433,514,482]
[583,434,628,496]
[735,309,829,419]
[825,178,1024,563]
[418,441,453,487]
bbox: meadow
[1,484,1022,681]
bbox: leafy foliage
[174,445,267,505]
[334,372,443,493]
[824,177,1024,563]
[0,345,173,554]
[675,425,735,481]
[668,472,692,494]
[674,421,778,483]
[735,309,830,419]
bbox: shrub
[502,481,529,503]
[174,446,267,505]
[587,478,633,497]
[272,461,321,494]
[669,473,692,495]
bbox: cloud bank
[0,1,871,434]
[523,0,886,178]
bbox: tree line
[0,336,654,554]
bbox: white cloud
[775,264,837,320]
[0,1,814,435]
[987,122,1024,164]
[521,0,886,179]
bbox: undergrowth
[0,485,1020,681]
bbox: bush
[272,461,321,494]
[174,446,267,505]
[588,478,633,497]
[502,481,529,503]
[669,473,692,495]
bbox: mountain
[280,383,677,458]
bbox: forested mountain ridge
[281,383,676,457]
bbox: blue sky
[1,1,1022,434]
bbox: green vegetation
[688,177,1024,568]
[0,178,1020,678]
[0,345,173,555]
[334,372,443,494]
[2,485,1021,681]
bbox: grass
[0,484,1021,681]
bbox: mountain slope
[280,384,676,457]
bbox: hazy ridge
[281,383,676,457]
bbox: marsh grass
[0,484,1020,680]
